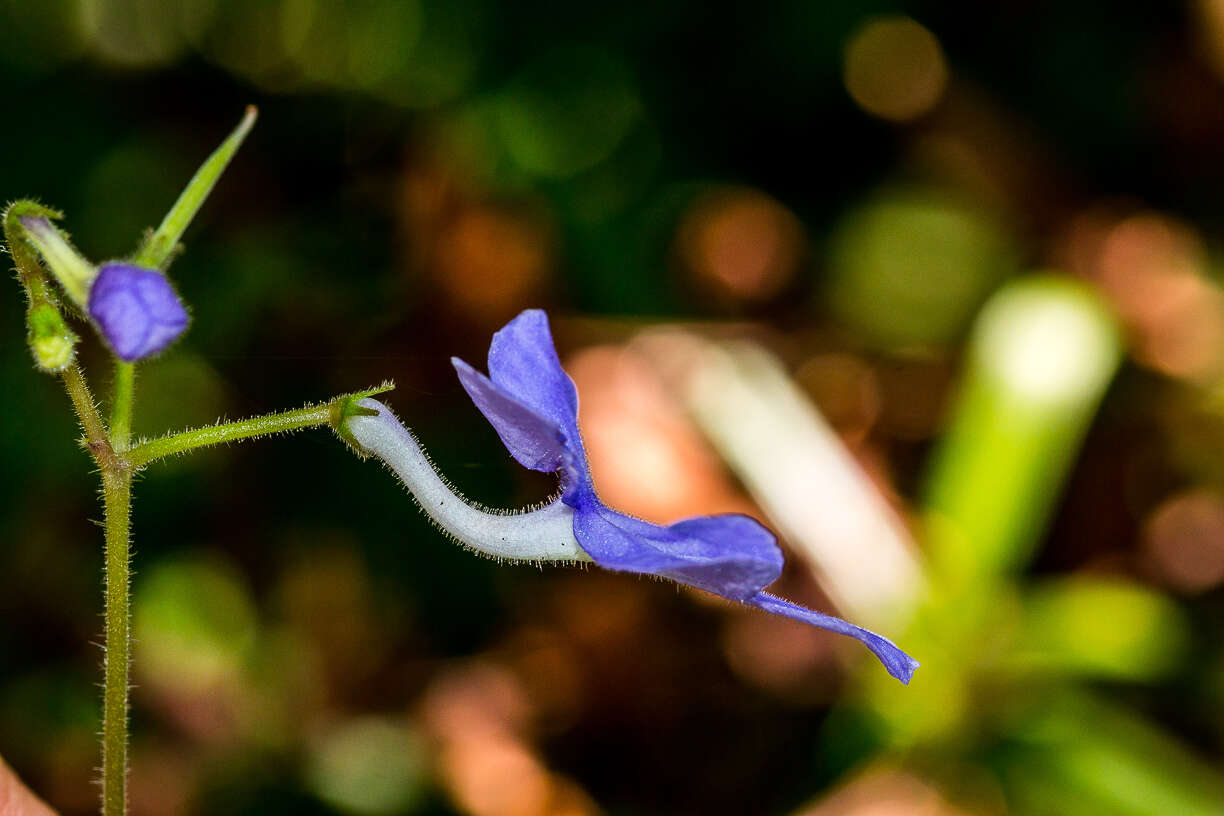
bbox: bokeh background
[4,1,1224,814]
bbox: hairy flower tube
[347,310,918,683]
[88,262,189,362]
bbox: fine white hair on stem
[346,398,592,564]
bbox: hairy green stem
[100,469,131,816]
[5,210,53,303]
[60,364,109,455]
[9,108,264,815]
[4,202,79,372]
[7,203,129,814]
[97,107,258,814]
[111,363,135,452]
[61,363,131,816]
[127,402,336,467]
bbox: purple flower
[452,310,919,683]
[88,262,189,362]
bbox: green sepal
[329,380,396,458]
[3,200,65,296]
[27,301,78,372]
[4,200,64,234]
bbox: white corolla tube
[345,398,592,564]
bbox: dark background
[3,1,1224,814]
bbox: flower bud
[88,262,189,362]
[26,302,77,372]
[18,215,95,308]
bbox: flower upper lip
[452,309,919,683]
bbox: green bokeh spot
[1020,577,1189,680]
[134,557,258,691]
[826,187,1019,349]
[307,718,427,815]
[494,46,642,179]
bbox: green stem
[9,110,262,816]
[4,201,80,372]
[60,364,129,816]
[100,469,131,816]
[111,362,135,452]
[60,363,110,457]
[132,106,258,269]
[9,204,128,813]
[5,207,54,303]
[60,365,131,816]
[97,108,257,811]
[923,277,1120,586]
[126,402,337,467]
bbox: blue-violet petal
[88,262,188,361]
[572,505,783,601]
[452,356,569,473]
[748,592,920,683]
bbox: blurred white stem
[639,334,923,628]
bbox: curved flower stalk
[347,310,919,683]
[346,398,590,563]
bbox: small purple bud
[88,262,189,362]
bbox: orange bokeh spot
[675,188,804,304]
[1143,488,1224,594]
[844,17,949,122]
[435,206,553,319]
[1067,211,1224,382]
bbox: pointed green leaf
[133,106,258,269]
